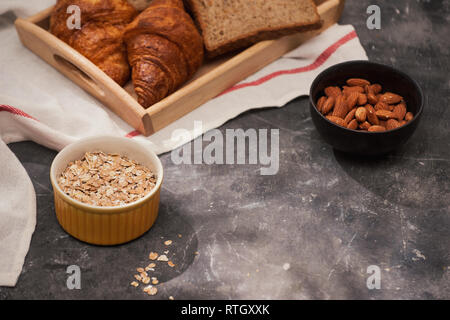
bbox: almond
[386,119,401,130]
[357,93,367,105]
[316,96,326,113]
[324,86,341,97]
[321,96,335,115]
[343,86,365,94]
[380,92,403,104]
[370,84,382,94]
[346,92,359,110]
[367,92,378,105]
[375,109,395,120]
[405,112,414,122]
[365,104,380,125]
[368,125,386,132]
[374,101,390,111]
[344,108,357,124]
[347,119,358,130]
[393,102,407,121]
[326,115,346,127]
[355,107,367,122]
[347,78,370,87]
[332,95,348,119]
[377,93,384,100]
[359,121,371,130]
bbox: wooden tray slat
[15,0,345,136]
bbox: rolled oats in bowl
[58,151,157,207]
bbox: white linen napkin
[0,1,368,286]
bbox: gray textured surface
[1,0,449,299]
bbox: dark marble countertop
[1,0,449,299]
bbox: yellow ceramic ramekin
[50,136,163,245]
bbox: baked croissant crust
[124,0,204,108]
[50,0,137,86]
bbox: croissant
[50,0,137,86]
[124,0,204,108]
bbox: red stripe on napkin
[0,104,37,121]
[125,130,141,138]
[218,30,357,96]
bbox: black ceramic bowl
[309,61,424,155]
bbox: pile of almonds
[316,78,414,132]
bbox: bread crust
[185,0,322,58]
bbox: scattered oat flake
[194,251,199,255]
[164,240,173,246]
[142,277,150,284]
[164,250,169,254]
[152,278,159,285]
[143,285,158,296]
[178,234,182,238]
[168,261,175,268]
[169,296,174,300]
[136,267,145,273]
[134,274,142,281]
[157,254,169,262]
[140,271,148,278]
[149,252,159,260]
[131,281,139,287]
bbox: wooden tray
[15,0,345,136]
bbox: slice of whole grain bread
[185,0,322,58]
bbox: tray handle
[53,54,105,97]
[15,16,150,134]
